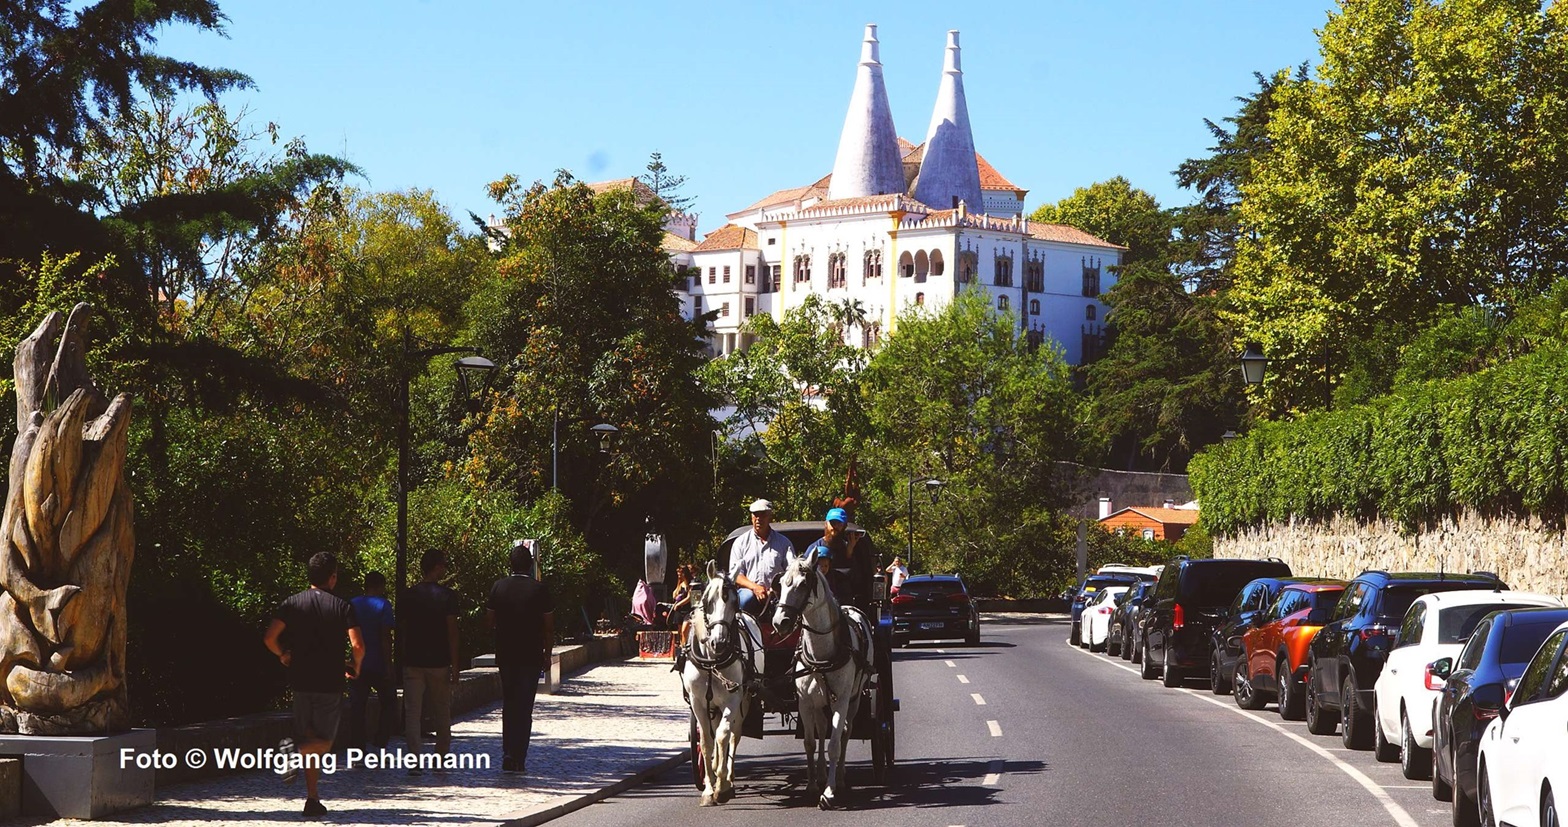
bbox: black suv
[1141,557,1293,688]
[1068,572,1148,646]
[1305,571,1508,749]
[892,574,979,646]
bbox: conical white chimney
[828,25,906,200]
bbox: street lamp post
[1238,342,1268,386]
[394,329,496,631]
[905,477,945,571]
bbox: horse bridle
[688,579,743,671]
[778,560,840,637]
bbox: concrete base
[0,729,155,819]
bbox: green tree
[860,293,1079,595]
[639,151,695,215]
[1227,0,1568,415]
[1030,177,1174,266]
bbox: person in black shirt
[264,552,363,819]
[401,550,460,771]
[487,540,555,774]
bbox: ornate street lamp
[591,423,620,453]
[1238,342,1268,386]
[1221,430,1239,444]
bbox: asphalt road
[549,614,1454,826]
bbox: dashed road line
[986,720,1003,737]
[957,674,970,684]
[944,659,957,668]
[971,693,986,705]
[1066,643,1420,827]
[982,759,1004,786]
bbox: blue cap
[825,507,848,525]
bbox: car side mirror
[1428,657,1452,681]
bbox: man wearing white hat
[729,499,793,617]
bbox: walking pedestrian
[348,571,395,750]
[401,550,459,773]
[263,552,363,819]
[488,540,555,774]
[884,556,910,594]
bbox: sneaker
[277,738,298,784]
[302,798,327,818]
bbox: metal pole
[552,408,559,491]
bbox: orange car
[1233,580,1346,718]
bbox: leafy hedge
[1192,344,1568,535]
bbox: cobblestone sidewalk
[44,659,688,826]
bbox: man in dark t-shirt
[402,550,460,769]
[264,552,363,819]
[487,541,555,774]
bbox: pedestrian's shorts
[293,691,342,744]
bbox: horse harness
[781,563,872,706]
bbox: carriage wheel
[689,712,704,791]
[871,666,896,784]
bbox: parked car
[1208,575,1308,695]
[1432,607,1568,825]
[1476,618,1568,827]
[1111,580,1156,660]
[1373,591,1562,777]
[1081,586,1130,653]
[891,574,979,646]
[1305,571,1508,749]
[1068,572,1147,646]
[1140,556,1293,688]
[1233,579,1347,717]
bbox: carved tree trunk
[0,304,134,734]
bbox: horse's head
[771,547,823,635]
[695,559,740,651]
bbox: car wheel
[1210,653,1232,695]
[1235,661,1266,710]
[1432,743,1453,802]
[1343,675,1373,750]
[1278,658,1305,720]
[1373,696,1399,762]
[1401,709,1431,780]
[1305,664,1340,736]
[1453,754,1480,825]
[1161,643,1183,688]
[1130,631,1142,664]
[1121,629,1135,661]
[1477,762,1496,827]
[1069,622,1081,647]
[1108,627,1121,657]
[965,629,980,646]
[1139,634,1158,681]
[1543,785,1557,827]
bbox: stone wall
[1216,512,1568,599]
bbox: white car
[1477,619,1568,827]
[1374,590,1563,779]
[1081,586,1129,653]
[1098,564,1162,578]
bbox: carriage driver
[729,499,793,617]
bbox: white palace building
[603,26,1123,365]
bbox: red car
[1234,580,1346,718]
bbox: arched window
[914,250,929,283]
[930,250,945,276]
[1086,305,1096,321]
[915,292,925,306]
[863,249,883,283]
[958,251,978,284]
[998,295,1010,312]
[828,253,847,289]
[899,251,915,278]
[1029,299,1041,315]
[793,254,813,284]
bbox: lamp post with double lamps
[906,477,945,571]
[394,329,496,633]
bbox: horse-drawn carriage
[680,520,898,808]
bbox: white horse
[772,548,875,810]
[681,561,763,806]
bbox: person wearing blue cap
[805,507,866,608]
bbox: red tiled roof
[585,177,660,204]
[661,231,699,253]
[1102,507,1201,526]
[976,153,1020,191]
[693,224,759,251]
[738,185,813,213]
[897,137,918,157]
[1028,223,1126,250]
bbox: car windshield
[1309,589,1345,610]
[1378,584,1499,621]
[903,580,964,597]
[1436,603,1520,644]
[1499,615,1568,665]
[1178,565,1289,608]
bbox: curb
[499,750,688,827]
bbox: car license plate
[920,622,943,630]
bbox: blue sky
[159,1,1335,233]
